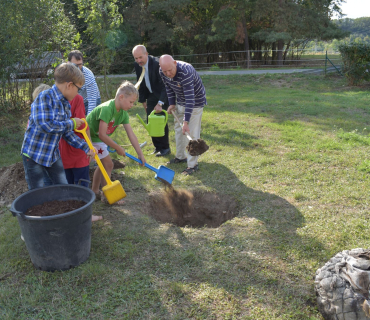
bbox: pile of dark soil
[186,139,209,156]
[0,160,126,205]
[25,200,86,217]
[146,188,238,228]
[0,162,28,205]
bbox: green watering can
[136,110,168,137]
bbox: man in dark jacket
[132,45,170,156]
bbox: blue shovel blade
[125,152,175,185]
[155,166,175,185]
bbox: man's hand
[74,118,84,129]
[167,105,176,114]
[182,121,190,135]
[154,104,163,113]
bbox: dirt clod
[186,139,209,156]
[25,200,86,217]
[146,188,238,228]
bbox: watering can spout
[136,114,149,133]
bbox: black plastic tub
[10,185,96,272]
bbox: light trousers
[173,105,203,168]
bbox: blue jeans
[22,155,68,190]
[64,166,90,188]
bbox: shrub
[338,43,370,85]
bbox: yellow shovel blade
[102,180,126,204]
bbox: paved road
[96,68,318,79]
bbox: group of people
[21,46,207,216]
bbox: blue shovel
[125,152,175,185]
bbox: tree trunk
[283,41,291,62]
[271,42,276,65]
[242,14,251,69]
[277,39,284,66]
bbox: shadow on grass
[90,164,324,318]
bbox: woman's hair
[32,84,51,101]
[54,63,85,85]
[116,80,138,98]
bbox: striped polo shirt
[80,66,101,115]
[159,61,206,122]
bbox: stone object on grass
[315,248,370,320]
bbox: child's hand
[74,118,84,129]
[87,148,96,161]
[116,145,126,157]
[138,154,146,166]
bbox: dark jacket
[134,55,168,105]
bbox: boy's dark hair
[54,63,85,85]
[68,50,83,62]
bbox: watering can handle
[125,152,158,173]
[149,110,168,125]
[74,118,113,186]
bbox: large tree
[0,0,77,108]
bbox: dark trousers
[146,94,170,151]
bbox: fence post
[325,50,327,75]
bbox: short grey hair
[132,45,147,55]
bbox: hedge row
[339,43,370,85]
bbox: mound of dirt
[146,188,238,228]
[0,160,126,205]
[0,162,28,205]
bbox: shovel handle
[75,118,113,185]
[172,113,193,141]
[125,152,158,173]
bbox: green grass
[1,73,370,319]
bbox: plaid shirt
[21,85,89,167]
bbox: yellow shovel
[75,118,126,204]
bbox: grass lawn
[1,73,370,319]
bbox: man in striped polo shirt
[68,50,101,115]
[159,55,206,175]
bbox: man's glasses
[72,83,82,90]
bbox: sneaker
[155,148,171,157]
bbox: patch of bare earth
[146,188,239,228]
[0,159,126,205]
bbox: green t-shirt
[86,99,129,142]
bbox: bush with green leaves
[339,43,370,85]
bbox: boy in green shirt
[87,81,146,204]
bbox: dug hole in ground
[0,161,239,228]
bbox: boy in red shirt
[59,94,102,221]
